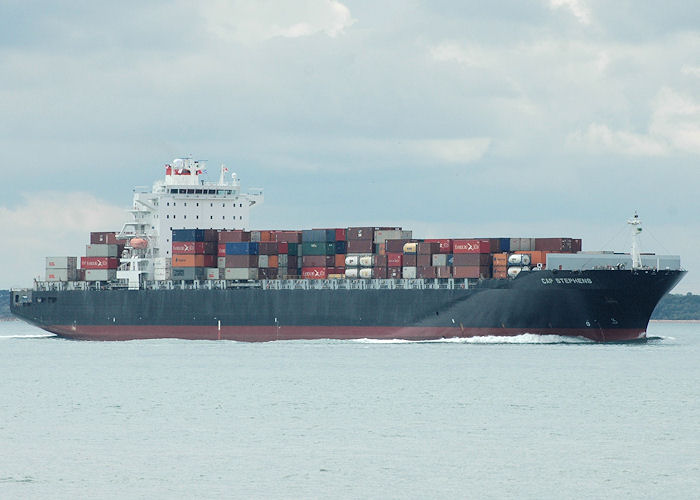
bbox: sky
[1,0,699,292]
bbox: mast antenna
[627,211,643,269]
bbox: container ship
[10,158,686,342]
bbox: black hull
[10,269,686,342]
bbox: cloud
[412,138,491,164]
[199,0,355,44]
[0,193,125,286]
[566,124,667,156]
[681,65,700,78]
[547,0,592,25]
[430,42,489,67]
[567,87,700,156]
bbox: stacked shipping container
[78,232,124,281]
[45,256,78,282]
[48,230,583,283]
[172,229,218,280]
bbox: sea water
[1,320,698,499]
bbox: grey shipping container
[85,269,117,281]
[86,244,119,257]
[432,254,448,267]
[171,267,206,281]
[225,268,259,280]
[204,267,220,280]
[218,257,226,268]
[45,256,77,269]
[45,268,77,281]
[258,255,269,268]
[373,230,412,243]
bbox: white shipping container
[224,268,259,280]
[258,255,269,268]
[86,244,119,257]
[402,266,417,279]
[45,256,77,269]
[217,257,226,268]
[205,267,220,280]
[85,269,117,281]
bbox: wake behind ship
[10,158,686,342]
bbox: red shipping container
[268,255,279,268]
[453,239,491,254]
[277,242,289,254]
[258,267,278,279]
[347,240,373,253]
[452,253,492,266]
[572,238,582,253]
[218,230,251,243]
[434,265,452,278]
[388,267,402,278]
[535,238,573,252]
[225,255,258,268]
[258,242,278,255]
[373,266,388,279]
[80,257,119,269]
[385,239,417,253]
[302,267,329,279]
[424,239,452,254]
[172,241,217,255]
[302,255,334,267]
[218,244,226,257]
[334,254,346,267]
[203,229,218,242]
[347,227,374,240]
[387,253,403,267]
[452,265,491,278]
[417,242,441,255]
[374,254,388,267]
[417,254,431,267]
[417,266,437,278]
[274,231,302,243]
[403,254,417,266]
[335,228,346,241]
[90,232,118,245]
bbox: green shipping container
[302,241,335,256]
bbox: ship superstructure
[116,158,263,288]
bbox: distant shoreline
[650,319,700,323]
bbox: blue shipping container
[226,242,259,255]
[172,229,205,242]
[302,229,336,242]
[498,238,510,252]
[334,241,347,254]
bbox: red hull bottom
[45,325,646,342]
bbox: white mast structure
[116,158,263,289]
[627,212,643,270]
